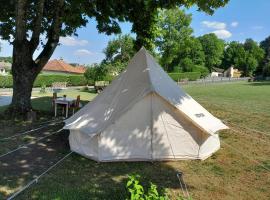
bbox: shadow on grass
[16,153,187,200]
[250,81,270,86]
[0,130,70,199]
[0,130,188,200]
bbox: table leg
[66,104,68,118]
[55,103,57,117]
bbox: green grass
[0,82,270,200]
[0,88,97,113]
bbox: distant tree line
[0,56,12,63]
[85,7,270,82]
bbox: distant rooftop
[43,59,86,74]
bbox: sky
[0,0,269,65]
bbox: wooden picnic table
[54,97,75,118]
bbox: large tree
[198,33,225,70]
[243,39,264,76]
[222,41,247,68]
[0,0,229,116]
[260,36,270,76]
[155,7,193,71]
[223,39,264,76]
[103,34,135,74]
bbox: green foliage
[155,7,193,72]
[0,1,228,49]
[0,56,12,63]
[222,41,246,68]
[223,39,265,76]
[243,39,265,76]
[104,35,135,64]
[102,34,135,75]
[154,9,206,73]
[0,75,87,88]
[168,72,201,81]
[198,33,225,70]
[178,37,205,67]
[84,65,108,84]
[192,65,209,77]
[180,58,194,72]
[0,75,12,88]
[260,36,270,76]
[263,62,270,76]
[126,175,168,200]
[39,84,46,93]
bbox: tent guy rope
[0,119,63,141]
[221,140,270,171]
[223,119,270,136]
[0,128,63,159]
[7,151,73,200]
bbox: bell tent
[64,47,228,162]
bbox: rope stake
[177,171,190,199]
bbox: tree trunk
[7,42,39,117]
[10,64,36,115]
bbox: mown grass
[1,82,270,200]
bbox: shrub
[126,175,169,200]
[0,74,87,88]
[180,58,194,72]
[192,65,209,78]
[84,64,108,84]
[0,75,13,88]
[263,62,270,77]
[168,72,201,81]
[39,84,46,93]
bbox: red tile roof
[43,59,86,74]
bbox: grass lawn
[0,82,270,199]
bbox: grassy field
[0,82,270,200]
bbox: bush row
[0,71,201,88]
[0,75,88,88]
[168,72,201,81]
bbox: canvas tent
[64,47,228,161]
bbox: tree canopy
[222,41,246,68]
[104,35,135,63]
[0,0,230,116]
[198,33,225,70]
[260,36,270,76]
[155,7,193,71]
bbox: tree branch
[30,0,45,55]
[35,0,64,72]
[14,0,27,43]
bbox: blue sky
[0,0,269,65]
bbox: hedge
[168,72,201,81]
[0,72,201,88]
[0,74,87,88]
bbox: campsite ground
[0,82,269,199]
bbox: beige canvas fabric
[64,47,228,161]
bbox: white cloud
[74,49,94,56]
[201,21,226,30]
[60,36,88,46]
[231,21,239,27]
[212,29,232,39]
